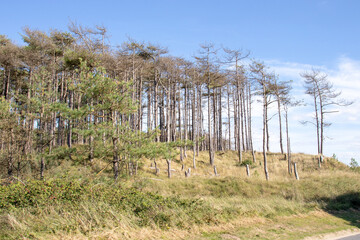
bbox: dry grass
[1,150,359,240]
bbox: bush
[237,159,253,167]
[0,179,218,229]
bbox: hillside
[1,150,359,240]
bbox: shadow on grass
[319,192,360,228]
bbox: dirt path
[303,230,360,240]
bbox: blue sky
[1,0,359,164]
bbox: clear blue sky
[1,0,359,163]
[2,0,359,64]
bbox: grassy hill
[1,150,359,239]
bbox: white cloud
[252,57,360,165]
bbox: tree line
[0,24,349,180]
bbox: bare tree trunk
[233,90,238,151]
[167,84,171,142]
[285,108,292,175]
[247,82,253,151]
[208,86,214,166]
[88,99,94,163]
[113,137,119,180]
[197,85,203,153]
[246,164,250,177]
[237,85,242,163]
[242,88,248,151]
[313,95,320,154]
[277,95,284,154]
[213,88,218,151]
[218,88,223,151]
[227,86,231,150]
[294,162,299,180]
[319,95,324,155]
[263,86,269,181]
[192,85,196,168]
[147,86,152,133]
[166,159,171,178]
[154,78,159,142]
[184,85,188,157]
[67,90,73,148]
[240,89,245,152]
[3,68,10,100]
[266,99,270,153]
[138,72,143,131]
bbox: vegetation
[0,150,359,239]
[0,24,358,239]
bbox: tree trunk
[113,137,119,180]
[313,95,320,154]
[285,108,292,175]
[166,159,171,178]
[208,86,214,166]
[154,77,159,142]
[227,86,231,150]
[218,88,223,151]
[184,85,188,157]
[237,85,242,163]
[277,95,284,154]
[263,85,269,181]
[294,162,299,180]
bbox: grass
[0,149,359,239]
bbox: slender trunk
[266,98,270,152]
[192,85,196,168]
[166,159,171,178]
[313,95,320,154]
[237,85,242,163]
[233,90,238,151]
[184,86,188,157]
[138,72,143,131]
[218,88,223,151]
[247,82,253,151]
[147,85,152,132]
[67,90,73,148]
[166,84,171,142]
[197,86,203,153]
[294,162,299,180]
[213,88,218,151]
[178,84,183,162]
[159,89,165,141]
[240,88,245,151]
[285,108,292,174]
[3,68,10,100]
[208,86,214,166]
[154,77,159,142]
[277,97,284,154]
[227,86,231,150]
[242,87,248,151]
[263,85,269,181]
[88,99,94,163]
[246,164,250,177]
[112,137,119,180]
[319,96,324,155]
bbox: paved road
[336,234,360,240]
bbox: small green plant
[236,159,253,167]
[350,158,359,171]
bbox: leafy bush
[236,159,253,167]
[0,179,84,209]
[0,179,218,229]
[350,158,359,171]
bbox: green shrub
[0,179,218,230]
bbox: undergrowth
[0,151,359,239]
